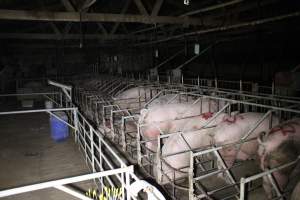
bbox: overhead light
[184,0,190,5]
[194,43,200,55]
[155,49,159,58]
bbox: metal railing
[69,75,300,200]
[0,80,166,200]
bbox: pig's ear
[222,114,229,122]
[140,109,148,119]
[258,132,266,144]
[231,111,239,116]
[210,91,216,96]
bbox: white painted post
[239,178,246,200]
[60,92,63,107]
[137,124,142,165]
[125,170,130,200]
[121,117,126,151]
[214,77,218,89]
[272,80,275,95]
[156,135,162,183]
[110,110,115,139]
[240,80,243,92]
[188,152,194,200]
[90,125,95,172]
[73,108,79,143]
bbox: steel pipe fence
[44,74,300,200]
[135,93,299,199]
[73,77,300,161]
[186,107,299,200]
[118,74,300,106]
[0,166,139,200]
[239,156,300,200]
[130,73,299,100]
[0,91,62,111]
[68,75,300,200]
[4,73,299,100]
[78,83,203,161]
[0,81,166,200]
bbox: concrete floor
[0,113,94,200]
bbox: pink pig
[139,100,220,152]
[257,118,300,199]
[113,86,153,110]
[158,112,228,182]
[213,112,279,168]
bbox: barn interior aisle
[0,0,300,199]
[0,113,93,200]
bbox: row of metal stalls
[0,79,165,200]
[72,74,300,200]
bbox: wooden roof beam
[0,33,149,40]
[0,9,202,25]
[110,0,132,34]
[151,0,164,16]
[133,0,148,15]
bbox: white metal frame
[69,75,300,200]
[0,80,166,200]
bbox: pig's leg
[217,146,238,182]
[237,141,258,161]
[272,171,288,191]
[219,146,238,168]
[236,150,250,161]
[143,128,161,152]
[263,176,274,199]
[143,122,171,152]
[262,171,288,199]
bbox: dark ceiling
[0,0,299,47]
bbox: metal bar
[175,44,215,70]
[48,80,72,103]
[54,185,93,200]
[0,33,149,40]
[241,110,272,140]
[48,80,72,90]
[46,111,76,130]
[0,9,205,25]
[192,138,257,157]
[61,0,76,11]
[213,148,239,196]
[144,90,163,108]
[0,92,59,97]
[81,0,97,11]
[110,0,132,34]
[0,107,75,115]
[188,152,194,200]
[266,173,282,199]
[154,49,184,69]
[130,0,250,34]
[135,11,300,45]
[0,166,134,198]
[181,0,243,16]
[151,0,164,16]
[133,0,148,15]
[49,22,62,36]
[239,157,300,200]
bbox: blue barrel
[50,112,69,142]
